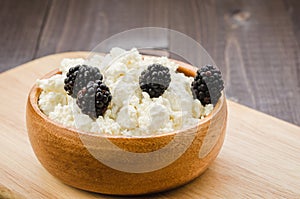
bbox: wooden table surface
[1,0,299,126]
[0,0,299,124]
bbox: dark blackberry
[191,65,224,105]
[64,65,103,98]
[139,64,171,98]
[76,80,112,119]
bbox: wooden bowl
[26,60,227,195]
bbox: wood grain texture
[169,0,300,125]
[0,0,299,126]
[285,0,300,44]
[0,0,51,73]
[36,0,169,57]
[0,52,300,198]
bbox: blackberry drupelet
[191,65,224,105]
[139,64,171,98]
[64,65,103,98]
[76,80,112,119]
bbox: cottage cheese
[37,48,213,136]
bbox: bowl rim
[28,58,225,140]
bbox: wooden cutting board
[0,52,299,199]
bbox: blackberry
[76,80,112,119]
[191,65,224,105]
[139,64,171,98]
[64,65,103,98]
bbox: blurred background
[0,0,299,125]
